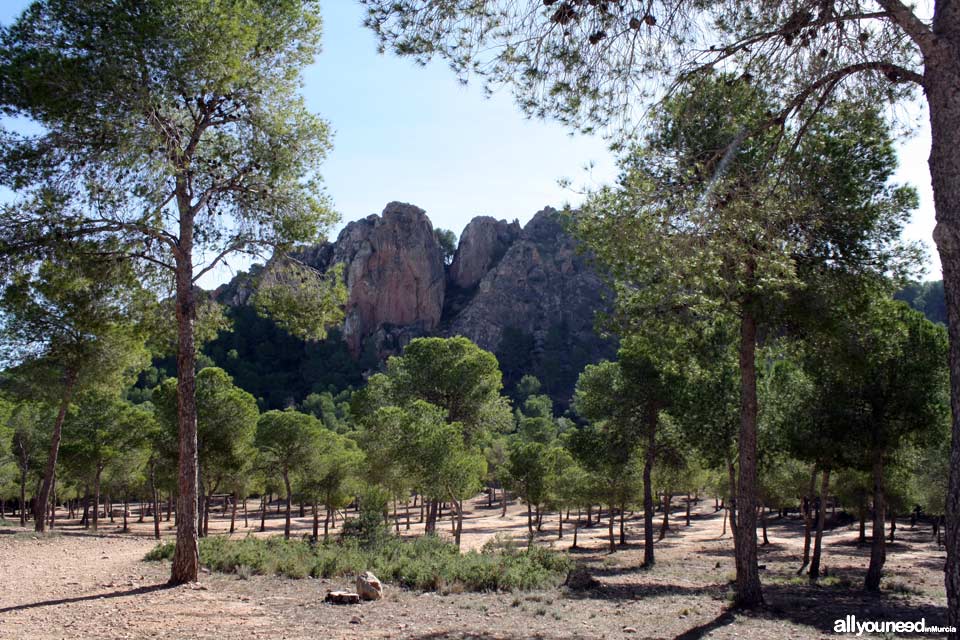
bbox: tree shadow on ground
[563,580,726,602]
[760,582,948,633]
[647,582,946,640]
[0,583,175,614]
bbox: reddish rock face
[333,202,446,354]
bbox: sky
[0,1,941,286]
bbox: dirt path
[0,498,950,639]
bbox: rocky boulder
[355,571,383,601]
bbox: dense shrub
[145,534,571,592]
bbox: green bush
[145,534,571,592]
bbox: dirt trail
[0,497,949,639]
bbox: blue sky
[0,1,940,286]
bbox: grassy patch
[146,534,571,593]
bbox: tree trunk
[47,472,55,529]
[283,470,292,540]
[122,492,129,532]
[619,502,626,545]
[243,495,248,529]
[170,244,200,585]
[259,495,267,532]
[393,497,400,534]
[203,492,211,537]
[760,504,768,546]
[686,493,691,527]
[608,504,615,553]
[799,465,817,573]
[426,499,438,533]
[889,511,897,543]
[33,371,77,532]
[859,510,867,544]
[324,507,331,542]
[733,307,762,607]
[809,467,831,581]
[659,494,671,541]
[454,499,463,548]
[527,501,533,535]
[92,466,102,532]
[643,410,656,566]
[152,474,161,541]
[727,460,738,532]
[18,469,26,526]
[230,491,238,535]
[312,502,319,541]
[865,450,886,591]
[81,489,89,529]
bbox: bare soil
[0,496,949,639]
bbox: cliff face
[333,202,446,354]
[295,202,446,355]
[446,208,615,397]
[447,208,603,349]
[448,216,521,290]
[224,202,614,402]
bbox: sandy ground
[0,495,950,639]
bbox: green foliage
[359,0,922,139]
[60,391,153,486]
[0,249,150,400]
[364,400,486,506]
[154,367,258,492]
[515,375,542,402]
[340,485,392,548]
[252,261,346,342]
[0,0,337,260]
[146,534,571,592]
[4,401,52,500]
[300,390,353,433]
[202,305,363,411]
[576,78,919,339]
[896,280,946,326]
[434,228,457,265]
[255,410,324,477]
[383,336,512,447]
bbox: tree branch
[874,0,935,53]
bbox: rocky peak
[445,207,614,397]
[448,216,521,290]
[220,202,613,404]
[315,201,446,355]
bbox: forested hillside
[897,280,947,326]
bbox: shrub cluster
[146,534,571,592]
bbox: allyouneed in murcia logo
[834,614,956,636]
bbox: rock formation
[446,208,615,396]
[297,202,446,355]
[448,216,521,290]
[355,571,383,601]
[220,202,615,403]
